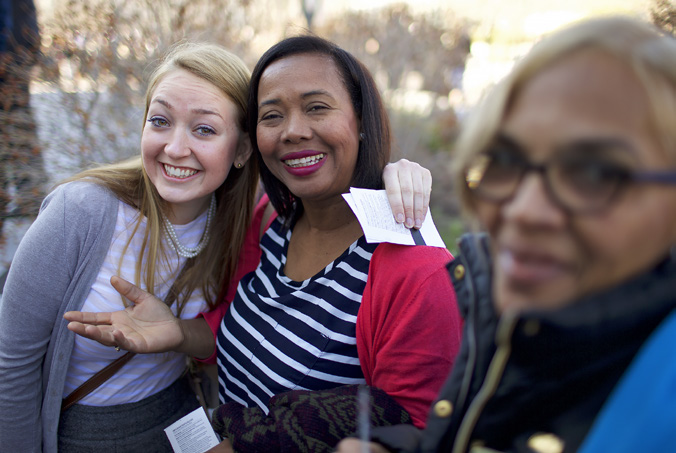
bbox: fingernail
[415,218,422,229]
[406,217,414,228]
[396,213,405,223]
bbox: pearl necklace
[162,194,216,259]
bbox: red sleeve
[356,244,462,428]
[197,194,278,363]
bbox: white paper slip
[343,188,446,248]
[164,407,220,453]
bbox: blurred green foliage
[432,208,466,257]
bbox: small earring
[359,132,366,141]
[236,162,243,168]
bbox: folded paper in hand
[343,188,446,248]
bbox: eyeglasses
[465,144,676,213]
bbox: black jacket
[372,233,676,453]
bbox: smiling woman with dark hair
[248,35,391,227]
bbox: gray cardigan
[0,181,118,452]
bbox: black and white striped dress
[216,218,378,413]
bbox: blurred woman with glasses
[337,16,676,453]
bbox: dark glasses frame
[465,150,676,213]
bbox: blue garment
[216,218,376,412]
[579,309,676,452]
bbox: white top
[63,200,209,405]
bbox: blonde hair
[66,42,258,313]
[454,16,676,218]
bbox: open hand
[63,276,184,353]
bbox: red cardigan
[201,195,462,428]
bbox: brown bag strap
[61,351,136,411]
[61,261,194,412]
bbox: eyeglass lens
[465,148,629,212]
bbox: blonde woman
[0,42,257,452]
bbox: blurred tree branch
[1,0,45,234]
[35,0,259,178]
[317,4,471,216]
[651,0,676,34]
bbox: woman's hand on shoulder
[63,276,184,353]
[383,159,432,229]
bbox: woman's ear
[234,134,253,167]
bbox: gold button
[433,399,453,418]
[527,432,565,453]
[453,264,466,280]
[522,319,540,337]
[469,440,485,450]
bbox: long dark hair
[247,35,391,227]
